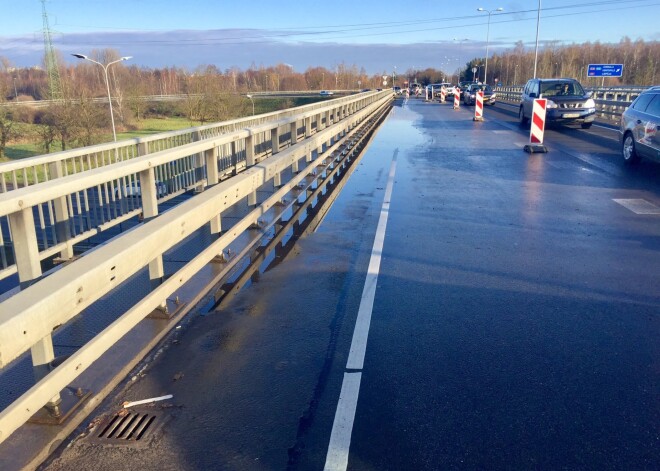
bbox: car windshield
[540,81,585,97]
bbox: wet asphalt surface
[42,98,659,471]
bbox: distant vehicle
[409,83,422,96]
[426,83,453,98]
[459,80,480,90]
[518,78,595,129]
[116,180,168,199]
[463,83,497,106]
[393,86,402,95]
[619,85,660,165]
[319,90,334,96]
[360,88,372,93]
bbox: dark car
[619,85,660,165]
[518,78,596,129]
[462,84,496,106]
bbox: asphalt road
[42,97,660,471]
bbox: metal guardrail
[0,90,393,445]
[1,91,352,109]
[494,86,648,125]
[0,91,384,283]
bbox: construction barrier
[524,98,548,153]
[440,86,447,103]
[454,89,460,109]
[473,90,484,121]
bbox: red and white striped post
[473,90,484,121]
[453,88,460,109]
[524,98,549,153]
[440,86,447,103]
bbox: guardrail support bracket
[28,388,91,425]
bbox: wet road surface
[42,97,660,470]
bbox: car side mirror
[529,92,537,98]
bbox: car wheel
[518,107,529,127]
[581,122,592,129]
[622,132,640,165]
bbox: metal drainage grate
[88,409,167,446]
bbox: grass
[3,97,324,162]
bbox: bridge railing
[0,90,393,445]
[0,91,386,284]
[495,86,648,125]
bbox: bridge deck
[7,96,660,470]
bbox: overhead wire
[11,0,660,48]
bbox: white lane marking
[323,372,362,471]
[592,124,620,140]
[613,198,660,214]
[323,150,398,471]
[346,153,398,370]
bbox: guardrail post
[305,116,313,138]
[8,208,62,412]
[205,147,222,234]
[290,121,299,173]
[245,133,257,206]
[48,161,74,261]
[139,168,165,290]
[271,125,280,155]
[271,125,282,187]
[193,130,205,191]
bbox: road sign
[587,64,623,77]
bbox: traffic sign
[587,64,623,77]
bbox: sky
[1,0,658,75]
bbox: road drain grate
[88,409,167,446]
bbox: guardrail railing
[0,90,393,446]
[0,91,387,284]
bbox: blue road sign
[587,64,623,77]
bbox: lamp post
[533,0,542,78]
[13,77,18,99]
[453,38,469,82]
[246,94,255,116]
[477,7,503,84]
[72,53,132,142]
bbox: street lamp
[453,38,469,81]
[477,7,503,84]
[246,94,255,116]
[72,53,132,142]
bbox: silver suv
[519,78,596,129]
[620,86,660,165]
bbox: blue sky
[1,0,658,74]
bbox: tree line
[462,37,658,86]
[0,38,658,157]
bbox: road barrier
[454,89,461,110]
[473,91,484,121]
[524,98,548,153]
[440,86,447,103]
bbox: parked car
[319,90,334,96]
[462,84,497,105]
[619,85,660,165]
[518,78,595,129]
